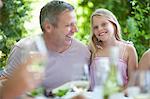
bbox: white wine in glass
[71,64,90,93]
[23,35,48,97]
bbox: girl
[89,8,138,89]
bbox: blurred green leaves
[75,0,150,59]
[127,0,150,58]
[0,0,32,67]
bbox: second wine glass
[22,35,48,97]
[71,64,90,93]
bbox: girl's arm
[127,45,138,81]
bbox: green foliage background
[75,0,150,60]
[0,0,32,68]
[0,0,150,68]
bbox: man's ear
[43,20,53,33]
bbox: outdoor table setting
[23,88,150,99]
[18,43,150,99]
[21,56,150,99]
[18,68,150,99]
[19,72,150,99]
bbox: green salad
[53,88,70,97]
[26,87,44,97]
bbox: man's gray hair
[40,0,74,31]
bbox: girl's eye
[101,22,107,27]
[93,26,98,29]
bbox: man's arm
[0,44,27,79]
[0,59,37,99]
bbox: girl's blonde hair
[89,8,122,59]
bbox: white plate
[52,81,89,94]
[62,92,93,99]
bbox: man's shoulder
[72,39,91,60]
[73,39,87,48]
[15,34,42,47]
[72,38,90,53]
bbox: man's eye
[65,24,70,27]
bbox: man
[1,0,90,96]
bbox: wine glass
[127,70,150,98]
[94,57,110,86]
[22,36,48,97]
[71,64,90,93]
[92,58,109,99]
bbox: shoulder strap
[120,41,134,60]
[121,43,126,60]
